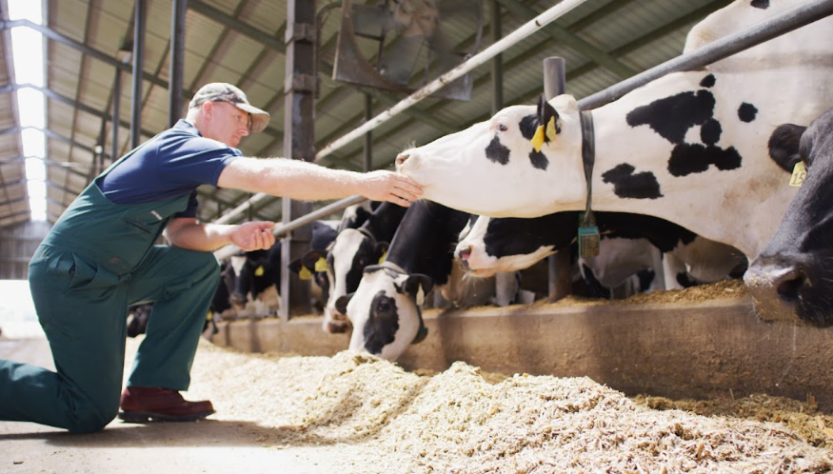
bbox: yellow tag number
[299,266,312,280]
[531,126,545,152]
[314,257,328,272]
[790,161,806,187]
[254,265,265,277]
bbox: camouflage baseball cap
[189,83,270,133]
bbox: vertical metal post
[363,93,372,172]
[543,57,572,301]
[279,0,317,320]
[130,0,146,149]
[169,0,187,127]
[111,68,122,163]
[490,0,503,115]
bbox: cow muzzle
[744,258,805,324]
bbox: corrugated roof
[0,0,732,229]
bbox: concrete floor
[0,329,342,474]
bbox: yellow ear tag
[531,125,545,152]
[299,266,312,280]
[254,265,265,277]
[314,257,328,272]
[545,116,558,141]
[789,161,807,187]
[378,251,388,264]
[206,310,214,321]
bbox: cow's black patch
[363,291,399,354]
[667,143,743,177]
[676,272,697,288]
[626,90,716,144]
[485,136,510,165]
[768,123,806,172]
[601,163,664,200]
[751,0,769,9]
[637,269,656,292]
[519,114,537,140]
[700,74,716,88]
[738,103,758,123]
[528,149,548,170]
[700,118,722,146]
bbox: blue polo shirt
[98,120,242,218]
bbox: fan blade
[379,35,427,83]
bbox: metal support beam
[279,0,317,320]
[111,68,123,164]
[169,0,187,127]
[363,93,372,172]
[490,0,503,115]
[131,0,146,149]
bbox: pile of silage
[177,341,833,474]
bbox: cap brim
[235,103,271,133]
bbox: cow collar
[580,109,595,220]
[377,261,429,344]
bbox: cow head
[745,109,833,326]
[322,228,389,334]
[395,95,585,218]
[337,265,432,360]
[288,249,331,311]
[455,213,577,277]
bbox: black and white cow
[234,220,340,315]
[744,107,833,326]
[312,202,409,333]
[395,0,832,267]
[455,212,745,295]
[336,200,498,360]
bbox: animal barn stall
[2,0,833,472]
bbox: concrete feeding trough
[209,282,833,411]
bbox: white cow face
[322,229,387,334]
[455,216,555,277]
[337,266,432,361]
[396,94,585,218]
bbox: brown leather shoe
[118,386,215,423]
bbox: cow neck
[580,109,596,226]
[379,260,406,274]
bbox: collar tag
[790,161,806,187]
[578,225,600,258]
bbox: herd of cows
[128,0,833,361]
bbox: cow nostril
[395,154,409,166]
[777,274,805,303]
[457,246,471,261]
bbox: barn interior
[2,0,833,451]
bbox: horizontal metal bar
[213,195,367,260]
[579,0,833,109]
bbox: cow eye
[498,123,508,132]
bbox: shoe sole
[118,409,215,423]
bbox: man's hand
[231,221,276,251]
[359,170,423,207]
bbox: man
[0,83,422,433]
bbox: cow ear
[397,274,434,305]
[301,249,323,269]
[375,241,390,264]
[335,293,354,315]
[288,257,305,274]
[768,123,807,172]
[532,95,561,152]
[351,206,372,229]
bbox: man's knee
[66,405,117,433]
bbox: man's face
[206,101,251,148]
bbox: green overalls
[0,143,221,433]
